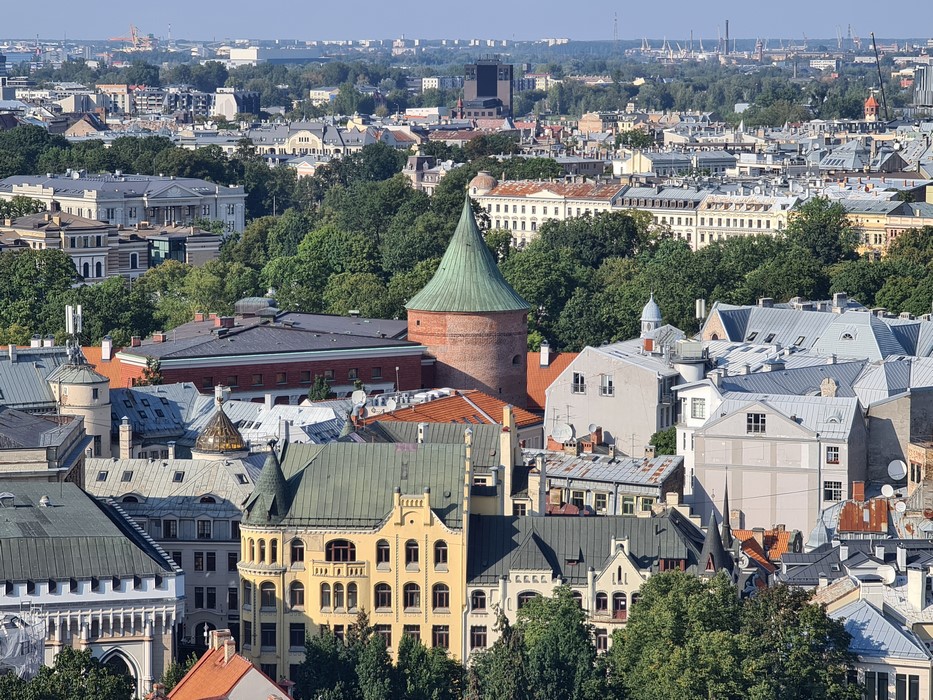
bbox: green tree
[307,375,332,402]
[159,653,199,692]
[785,196,858,266]
[11,647,134,700]
[322,272,392,318]
[469,613,533,700]
[0,195,47,218]
[649,427,676,455]
[396,633,464,700]
[138,357,164,386]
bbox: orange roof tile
[81,345,129,387]
[486,181,625,200]
[526,351,577,412]
[169,646,255,700]
[733,528,793,562]
[739,538,777,574]
[364,390,542,428]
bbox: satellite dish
[551,423,574,442]
[881,484,895,498]
[587,423,599,434]
[351,389,367,406]
[385,398,398,412]
[888,459,908,481]
[895,501,908,513]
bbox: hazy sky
[3,0,923,42]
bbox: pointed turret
[721,483,733,548]
[244,449,290,526]
[699,512,733,577]
[339,412,355,438]
[407,196,528,314]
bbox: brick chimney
[130,336,141,347]
[852,481,865,502]
[153,331,166,343]
[119,417,133,460]
[193,311,206,322]
[223,638,236,665]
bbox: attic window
[841,333,854,340]
[121,471,133,482]
[122,495,139,503]
[764,333,775,343]
[123,400,132,408]
[746,332,758,341]
[155,409,165,418]
[141,399,150,406]
[172,471,185,483]
[795,336,805,345]
[236,474,248,485]
[96,471,108,482]
[137,411,146,419]
[200,496,216,504]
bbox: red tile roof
[733,528,794,562]
[526,351,577,412]
[364,390,541,428]
[169,646,256,700]
[486,181,625,200]
[82,345,129,387]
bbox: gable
[148,183,200,200]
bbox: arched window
[260,582,276,610]
[333,583,345,610]
[199,496,216,504]
[270,540,278,564]
[631,593,641,608]
[595,592,608,612]
[258,540,266,563]
[403,583,421,610]
[243,581,252,608]
[434,540,448,569]
[82,262,90,278]
[572,591,583,608]
[471,590,486,611]
[517,591,537,609]
[290,539,304,564]
[130,252,138,270]
[612,592,627,621]
[320,583,331,609]
[432,583,450,612]
[405,540,419,567]
[376,539,390,567]
[95,261,102,278]
[248,539,255,562]
[374,583,392,611]
[347,583,358,612]
[103,652,136,685]
[512,354,521,365]
[122,495,139,503]
[326,539,356,562]
[290,582,304,609]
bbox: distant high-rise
[914,65,933,109]
[462,57,512,119]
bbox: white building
[0,481,184,697]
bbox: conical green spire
[244,448,290,526]
[406,195,529,313]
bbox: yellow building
[238,435,475,682]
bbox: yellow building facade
[238,438,473,682]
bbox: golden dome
[194,403,245,454]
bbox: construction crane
[108,25,155,52]
[848,24,862,51]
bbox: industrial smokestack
[725,20,730,56]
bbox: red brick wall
[118,353,425,397]
[408,309,528,407]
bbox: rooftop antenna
[612,12,619,45]
[64,304,83,364]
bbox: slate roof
[832,600,932,661]
[718,360,866,398]
[406,197,529,313]
[0,174,241,197]
[279,442,467,529]
[467,511,706,585]
[341,421,503,468]
[524,450,683,489]
[0,480,175,581]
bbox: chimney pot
[130,336,141,347]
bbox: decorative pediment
[149,184,199,200]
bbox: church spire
[721,483,733,548]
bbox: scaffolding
[0,609,45,680]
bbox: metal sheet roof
[713,393,860,440]
[832,600,932,661]
[523,450,683,488]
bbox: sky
[2,0,924,42]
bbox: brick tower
[407,195,530,407]
[865,92,880,122]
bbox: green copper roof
[244,449,290,526]
[406,196,529,313]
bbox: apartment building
[617,186,707,244]
[694,193,798,250]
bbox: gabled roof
[832,600,931,661]
[169,644,284,700]
[526,351,577,412]
[362,390,541,429]
[406,196,529,314]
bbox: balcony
[571,383,586,395]
[311,561,369,579]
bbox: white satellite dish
[587,423,599,434]
[351,389,367,406]
[552,423,574,442]
[881,484,895,498]
[385,398,398,412]
[888,459,908,481]
[895,501,907,514]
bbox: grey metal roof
[280,442,466,529]
[777,545,843,586]
[712,393,860,440]
[467,511,705,585]
[0,174,242,197]
[523,450,683,489]
[0,407,82,449]
[718,361,866,398]
[0,481,174,581]
[343,422,503,469]
[832,600,932,661]
[0,347,67,411]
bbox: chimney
[119,417,133,460]
[751,527,765,548]
[907,566,927,611]
[832,292,847,313]
[43,335,54,348]
[208,313,219,320]
[220,316,235,329]
[536,454,547,513]
[852,481,865,502]
[131,336,141,347]
[418,422,428,443]
[7,344,16,362]
[194,311,206,322]
[224,638,236,665]
[168,441,176,460]
[758,297,774,308]
[264,393,273,412]
[30,335,41,348]
[539,340,551,367]
[153,331,166,343]
[101,335,113,361]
